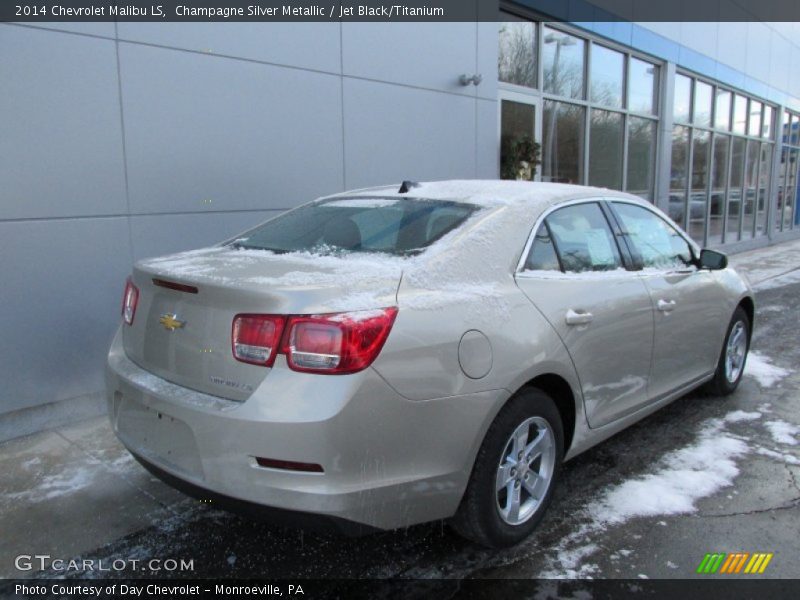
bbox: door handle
[657,299,677,312]
[565,309,594,326]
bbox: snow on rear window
[231,197,477,257]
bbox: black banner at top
[4,0,800,22]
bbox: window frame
[497,11,662,198]
[673,69,777,244]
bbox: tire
[703,306,750,396]
[450,388,564,548]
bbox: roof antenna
[398,180,420,194]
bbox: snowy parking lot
[1,244,798,582]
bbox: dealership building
[2,1,800,436]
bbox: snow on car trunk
[122,246,403,401]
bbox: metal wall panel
[119,42,345,215]
[0,218,132,413]
[0,26,127,220]
[342,22,478,96]
[129,210,280,261]
[343,78,478,189]
[117,22,341,73]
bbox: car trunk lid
[122,247,403,401]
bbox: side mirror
[698,248,728,270]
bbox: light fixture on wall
[459,74,483,86]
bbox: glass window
[733,95,747,135]
[693,80,712,128]
[669,125,690,226]
[715,89,731,130]
[612,202,693,269]
[233,198,477,256]
[500,100,536,180]
[590,44,623,108]
[777,148,789,231]
[627,117,656,200]
[543,27,585,99]
[589,109,623,189]
[749,101,762,137]
[628,58,657,115]
[756,143,772,237]
[545,203,622,272]
[524,224,560,271]
[498,16,537,88]
[542,100,585,184]
[784,148,798,230]
[782,111,791,144]
[792,114,800,146]
[762,105,773,139]
[709,135,729,245]
[727,137,745,242]
[673,73,692,123]
[689,130,710,243]
[742,139,760,239]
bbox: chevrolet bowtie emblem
[159,313,185,331]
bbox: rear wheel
[451,388,564,548]
[704,306,750,396]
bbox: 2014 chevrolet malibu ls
[107,181,753,547]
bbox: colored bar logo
[696,552,773,574]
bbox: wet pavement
[1,244,799,582]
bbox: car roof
[326,180,646,209]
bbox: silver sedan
[106,180,753,547]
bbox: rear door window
[524,224,561,271]
[538,202,623,272]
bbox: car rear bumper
[105,328,505,531]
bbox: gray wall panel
[117,23,341,73]
[343,78,478,189]
[0,25,128,220]
[130,210,280,261]
[15,22,116,38]
[476,98,500,179]
[119,43,345,215]
[342,23,478,97]
[476,22,499,101]
[0,218,132,414]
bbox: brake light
[282,308,398,374]
[122,277,139,326]
[232,314,286,366]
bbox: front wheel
[704,306,750,396]
[450,388,564,548]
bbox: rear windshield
[230,197,478,256]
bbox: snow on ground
[5,460,101,504]
[764,420,799,446]
[724,410,762,422]
[537,538,600,578]
[589,417,748,525]
[753,268,800,291]
[754,446,800,465]
[537,399,799,578]
[744,352,790,387]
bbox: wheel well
[523,374,576,453]
[738,296,755,340]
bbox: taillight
[231,308,397,374]
[282,308,398,374]
[122,277,139,326]
[232,314,286,366]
